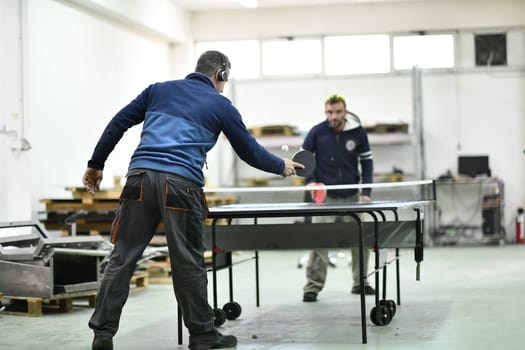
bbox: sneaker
[302,292,318,302]
[92,336,113,350]
[351,285,376,295]
[189,332,237,350]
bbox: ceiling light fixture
[238,0,258,8]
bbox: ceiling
[170,0,442,11]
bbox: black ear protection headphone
[216,53,229,82]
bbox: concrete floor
[1,245,525,350]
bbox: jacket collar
[185,72,215,88]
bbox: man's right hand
[281,158,304,177]
[82,167,103,195]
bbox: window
[262,38,322,75]
[474,33,507,66]
[393,34,455,70]
[195,40,260,79]
[197,32,458,79]
[324,35,390,75]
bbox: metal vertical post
[230,79,240,187]
[412,66,425,181]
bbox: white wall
[0,0,31,222]
[23,0,191,218]
[64,0,192,43]
[233,75,413,176]
[191,0,525,238]
[191,0,525,39]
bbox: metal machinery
[0,221,111,299]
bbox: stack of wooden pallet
[40,187,237,236]
[364,122,409,134]
[248,124,298,137]
[0,272,148,316]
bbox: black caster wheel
[370,305,393,326]
[379,299,396,317]
[223,301,242,320]
[213,308,226,327]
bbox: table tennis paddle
[313,182,327,204]
[292,150,315,177]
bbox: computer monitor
[458,155,491,177]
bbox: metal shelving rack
[431,177,505,245]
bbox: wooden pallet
[0,291,97,317]
[41,194,237,236]
[244,177,305,187]
[130,271,149,293]
[65,175,123,202]
[374,172,405,182]
[365,123,409,134]
[245,178,270,187]
[0,273,148,316]
[249,125,297,137]
[139,260,172,284]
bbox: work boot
[351,285,376,295]
[92,336,113,350]
[189,331,237,350]
[302,292,318,302]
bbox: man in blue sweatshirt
[302,94,375,303]
[82,50,302,350]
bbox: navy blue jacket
[88,73,284,186]
[303,112,373,197]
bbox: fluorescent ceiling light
[238,0,258,8]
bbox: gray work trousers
[303,195,371,294]
[89,169,215,339]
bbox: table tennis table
[199,198,433,345]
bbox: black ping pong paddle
[292,150,315,177]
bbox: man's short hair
[325,94,347,109]
[195,50,231,79]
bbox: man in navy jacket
[302,94,375,303]
[83,50,302,350]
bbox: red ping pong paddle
[313,182,327,204]
[292,150,315,177]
